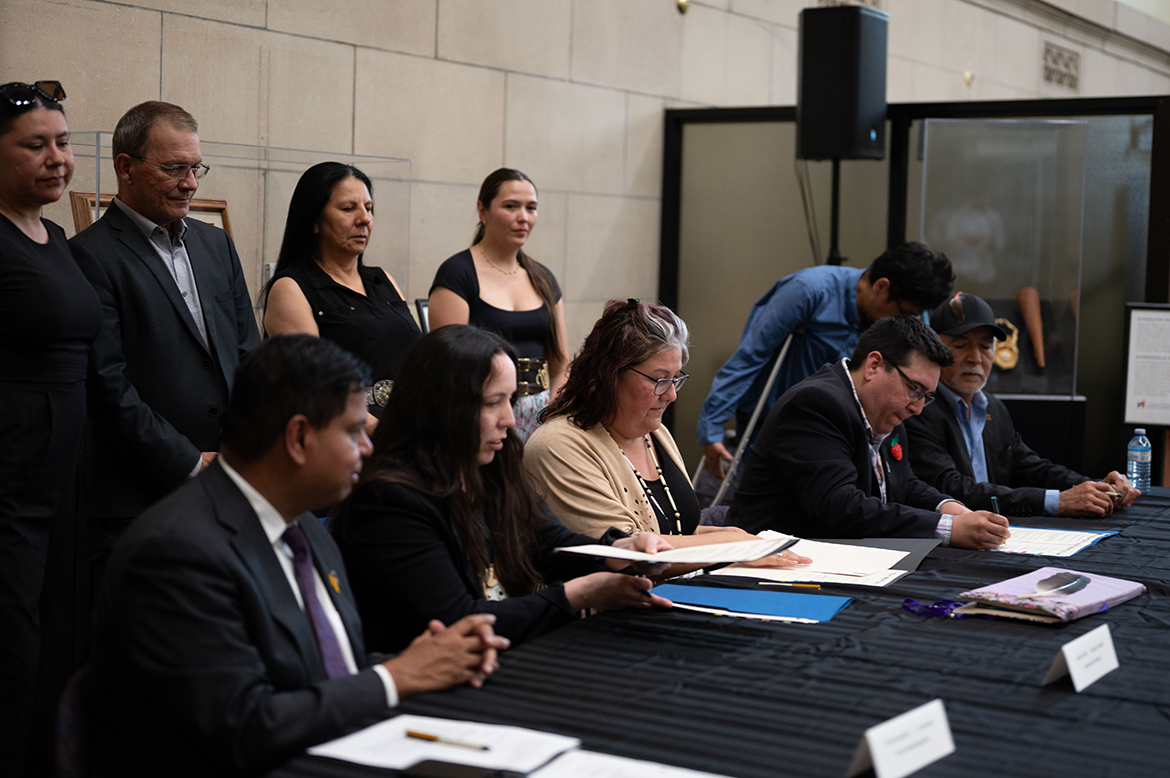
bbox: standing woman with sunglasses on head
[428,168,568,442]
[0,81,100,776]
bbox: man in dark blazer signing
[87,335,509,778]
[71,101,261,576]
[904,292,1139,517]
[729,316,1010,549]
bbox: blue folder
[652,584,851,623]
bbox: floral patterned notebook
[955,566,1145,623]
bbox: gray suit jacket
[70,205,260,518]
[88,462,390,777]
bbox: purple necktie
[281,524,350,680]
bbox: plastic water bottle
[1126,428,1152,492]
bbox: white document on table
[307,714,579,772]
[989,526,1115,557]
[532,749,735,778]
[784,538,908,574]
[668,602,821,624]
[716,566,911,588]
[723,533,909,575]
[556,536,796,565]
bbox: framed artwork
[69,191,233,238]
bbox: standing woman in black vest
[0,80,100,776]
[263,162,421,433]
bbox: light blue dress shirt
[938,384,1059,515]
[698,265,865,446]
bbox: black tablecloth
[276,491,1170,778]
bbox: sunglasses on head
[1,81,67,108]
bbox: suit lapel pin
[889,433,904,461]
[328,571,340,594]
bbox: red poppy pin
[889,434,903,461]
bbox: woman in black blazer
[333,325,671,652]
[0,80,100,775]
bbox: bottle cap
[1136,428,1146,435]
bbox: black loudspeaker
[796,5,888,160]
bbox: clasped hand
[382,613,510,697]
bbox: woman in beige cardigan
[525,299,808,563]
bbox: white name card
[1042,623,1119,692]
[845,699,955,778]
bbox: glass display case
[918,118,1086,397]
[46,134,412,320]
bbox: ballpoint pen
[406,730,491,751]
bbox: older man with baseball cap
[904,292,1139,517]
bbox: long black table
[277,490,1170,778]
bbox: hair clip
[626,298,640,310]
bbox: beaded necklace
[616,434,682,535]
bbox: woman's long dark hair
[334,325,545,596]
[261,161,373,309]
[473,168,564,366]
[541,299,690,430]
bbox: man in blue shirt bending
[698,243,954,478]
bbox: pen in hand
[991,496,1000,514]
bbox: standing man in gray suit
[71,101,261,580]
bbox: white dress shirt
[112,197,209,479]
[219,458,398,707]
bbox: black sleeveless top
[278,261,421,383]
[430,249,561,360]
[0,214,101,383]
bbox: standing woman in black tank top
[0,81,101,776]
[428,168,569,442]
[263,162,421,433]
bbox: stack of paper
[989,527,1116,557]
[308,714,579,772]
[716,536,911,588]
[556,535,796,565]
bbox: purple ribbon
[902,598,968,618]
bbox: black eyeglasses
[629,367,689,396]
[893,299,924,320]
[889,362,935,405]
[132,156,211,180]
[1,81,66,107]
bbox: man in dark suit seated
[70,101,261,583]
[904,292,1139,517]
[728,316,1010,549]
[87,335,509,778]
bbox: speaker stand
[827,157,845,265]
